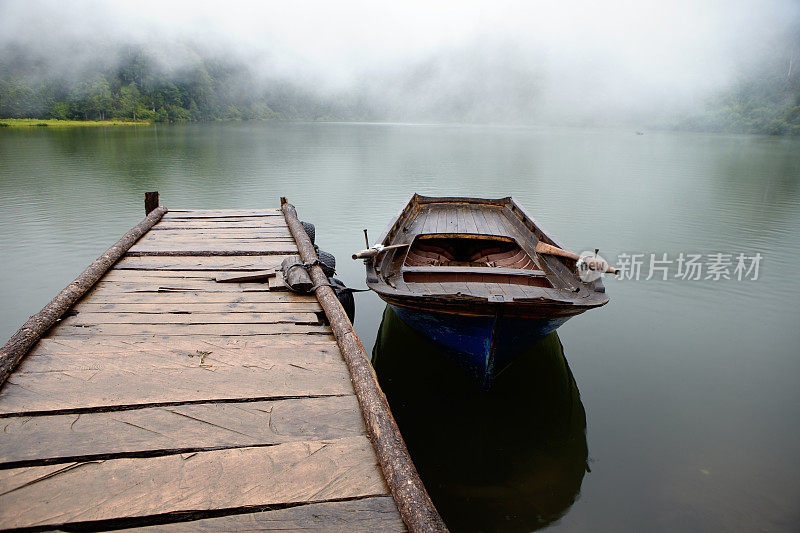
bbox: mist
[1,0,798,127]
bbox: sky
[1,0,798,124]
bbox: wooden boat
[357,194,613,388]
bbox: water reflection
[372,305,589,532]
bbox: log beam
[280,197,447,533]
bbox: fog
[1,0,798,125]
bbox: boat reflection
[372,305,589,532]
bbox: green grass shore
[0,118,151,128]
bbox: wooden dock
[0,202,439,531]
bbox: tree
[117,83,143,121]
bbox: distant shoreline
[0,119,152,128]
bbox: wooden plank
[159,216,285,222]
[269,272,288,291]
[72,302,323,313]
[0,351,348,414]
[446,207,458,233]
[434,205,446,234]
[139,232,294,239]
[464,206,480,234]
[160,215,284,221]
[128,241,298,254]
[0,436,387,530]
[27,336,339,359]
[94,277,276,289]
[151,217,285,224]
[145,229,293,236]
[149,224,289,230]
[77,291,317,303]
[137,236,296,244]
[161,211,282,218]
[87,282,279,294]
[484,207,506,235]
[165,209,282,216]
[126,250,298,257]
[411,207,430,236]
[0,396,364,466]
[14,340,340,373]
[473,207,490,234]
[101,270,271,281]
[421,206,437,234]
[61,312,320,325]
[455,206,466,233]
[47,322,330,336]
[147,497,405,532]
[144,224,289,231]
[151,218,288,228]
[114,256,289,271]
[214,270,276,283]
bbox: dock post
[145,191,159,215]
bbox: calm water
[1,123,799,531]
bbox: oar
[535,241,619,275]
[352,243,410,260]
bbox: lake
[1,122,799,531]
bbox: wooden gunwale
[381,295,602,319]
[403,266,547,277]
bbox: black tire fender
[329,277,355,323]
[315,247,336,277]
[301,221,315,245]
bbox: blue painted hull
[390,304,570,388]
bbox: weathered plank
[101,270,275,282]
[147,497,406,532]
[156,215,286,226]
[80,290,316,303]
[161,210,282,217]
[214,270,277,283]
[0,396,364,466]
[114,256,290,271]
[47,322,330,337]
[9,344,340,380]
[72,302,323,313]
[165,209,282,215]
[128,241,298,254]
[91,280,279,292]
[146,233,293,242]
[137,235,296,243]
[142,226,289,233]
[149,223,290,230]
[61,312,320,325]
[0,351,349,414]
[26,336,339,360]
[269,272,288,291]
[0,436,387,531]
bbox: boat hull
[390,303,571,388]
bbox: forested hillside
[1,38,799,134]
[677,51,800,135]
[0,46,352,123]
